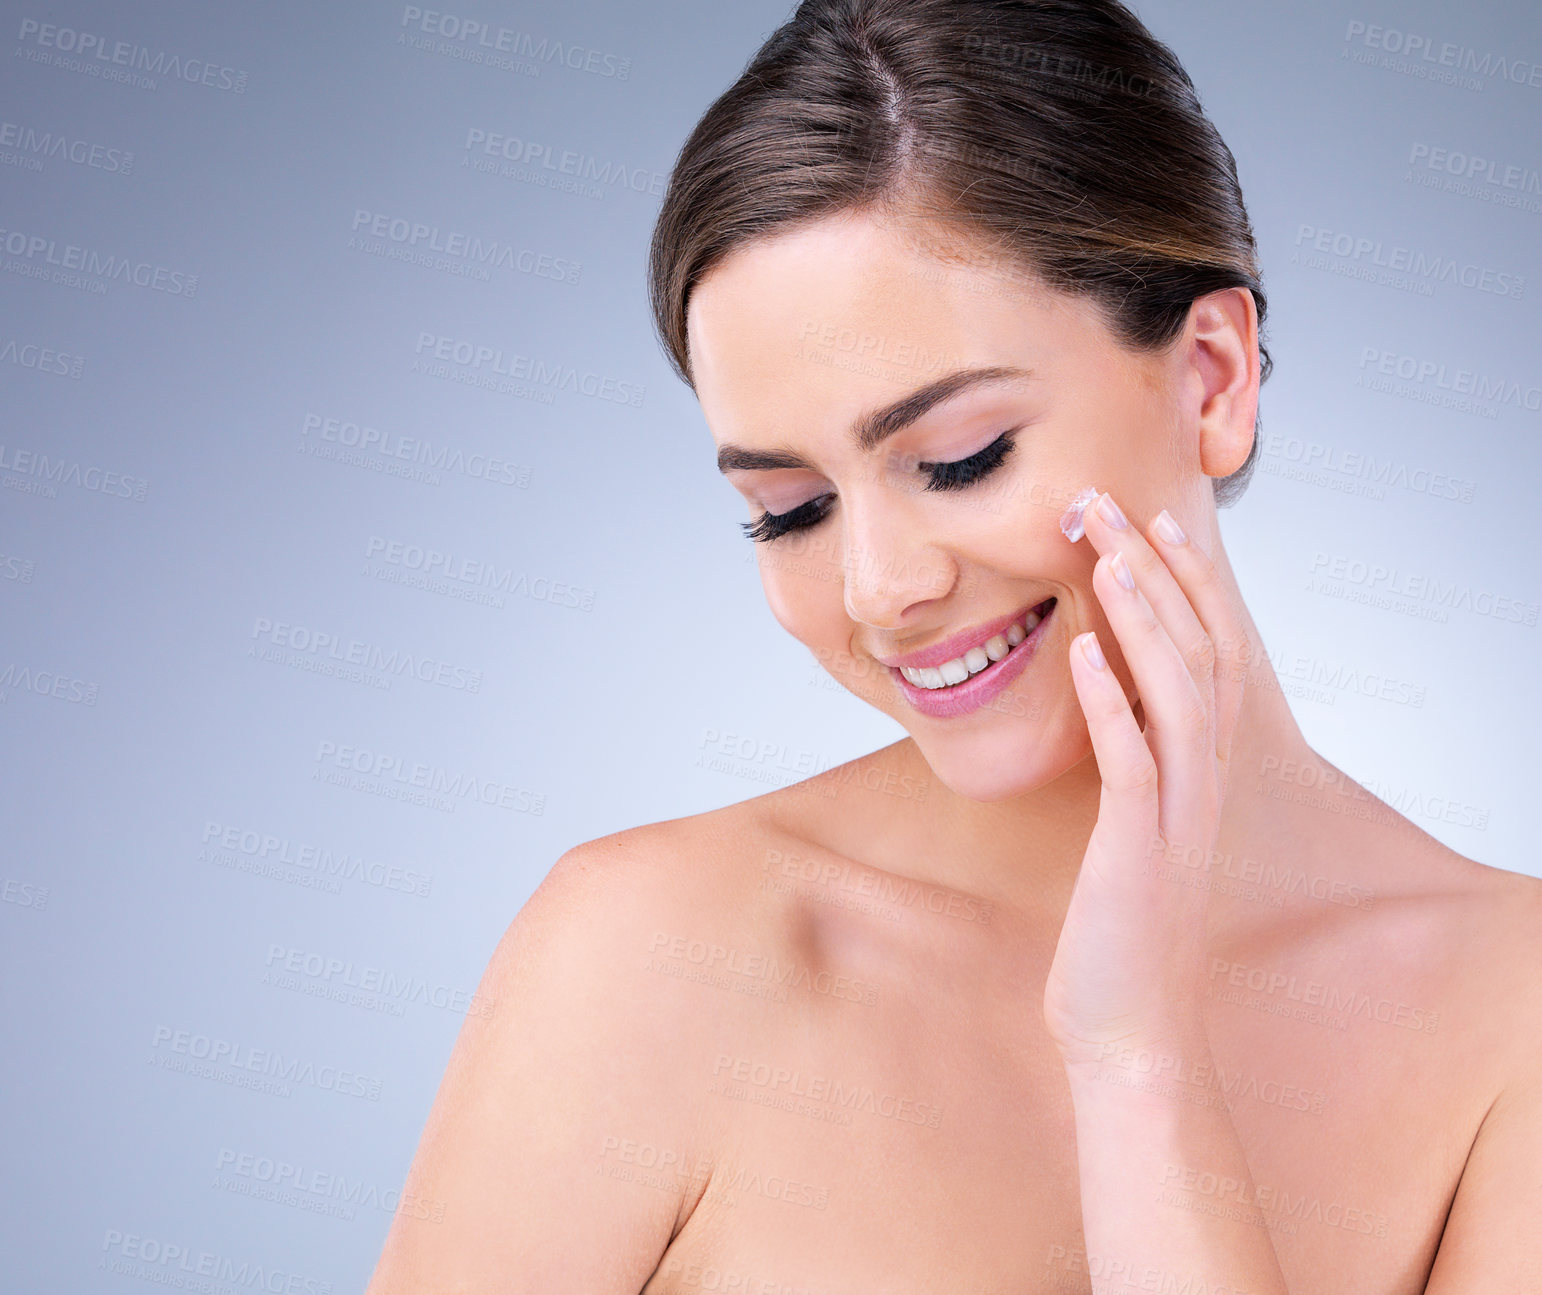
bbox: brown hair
[647,0,1272,505]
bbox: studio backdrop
[1,0,1538,1289]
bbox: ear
[1187,287,1260,480]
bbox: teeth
[898,606,1049,690]
[938,658,969,686]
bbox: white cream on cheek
[1058,484,1101,542]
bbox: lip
[874,596,1057,670]
[885,598,1057,721]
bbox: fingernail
[1080,632,1106,669]
[1153,509,1187,546]
[1110,550,1135,591]
[1097,492,1128,530]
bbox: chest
[645,1040,1087,1294]
[643,967,1473,1295]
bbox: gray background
[2,0,1537,1288]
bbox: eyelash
[739,431,1019,544]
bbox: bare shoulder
[492,806,776,1053]
[365,809,765,1293]
[1380,831,1542,1077]
[1293,760,1542,1019]
[1443,845,1542,935]
[1432,843,1542,1008]
[535,802,774,940]
[1417,849,1542,1289]
[1391,826,1542,959]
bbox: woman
[367,1,1542,1291]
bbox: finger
[1089,551,1216,841]
[1141,506,1251,779]
[1080,491,1214,719]
[1068,630,1159,854]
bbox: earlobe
[1192,288,1260,480]
[1198,404,1256,480]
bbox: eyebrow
[714,364,1035,474]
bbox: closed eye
[917,429,1017,492]
[740,430,1019,543]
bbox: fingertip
[1152,509,1188,547]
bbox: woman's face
[687,208,1256,803]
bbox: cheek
[966,484,1097,586]
[758,547,846,646]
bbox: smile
[897,599,1054,689]
[882,597,1058,719]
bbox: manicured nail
[1080,632,1107,669]
[1098,492,1128,530]
[1153,509,1187,546]
[1110,550,1135,591]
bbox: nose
[839,492,956,629]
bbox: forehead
[685,210,1098,443]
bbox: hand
[1041,490,1252,1071]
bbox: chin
[909,710,1087,804]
